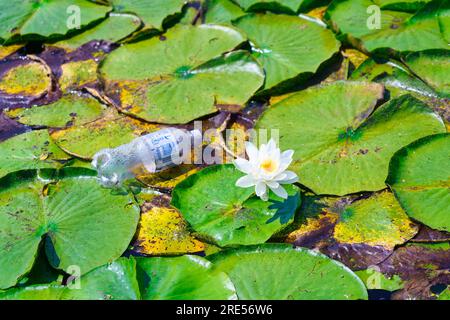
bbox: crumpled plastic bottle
[91,128,202,187]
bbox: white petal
[245,141,259,162]
[279,156,294,172]
[235,175,255,188]
[266,181,279,189]
[234,158,253,174]
[277,171,298,184]
[281,149,294,159]
[270,185,288,199]
[255,181,267,197]
[260,191,269,201]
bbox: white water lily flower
[233,139,298,201]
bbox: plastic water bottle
[91,128,202,187]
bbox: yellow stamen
[261,159,277,173]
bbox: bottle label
[140,129,186,172]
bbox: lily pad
[205,0,246,25]
[100,24,264,124]
[0,0,111,43]
[325,0,448,52]
[350,57,438,98]
[283,192,417,269]
[172,164,301,247]
[403,49,450,98]
[0,172,140,289]
[136,255,237,300]
[0,61,51,96]
[0,130,69,180]
[49,111,162,159]
[387,133,450,232]
[0,45,22,60]
[111,0,186,30]
[5,94,107,128]
[256,82,446,195]
[208,243,368,299]
[375,0,433,12]
[52,13,141,51]
[333,191,418,249]
[58,60,98,91]
[0,283,65,300]
[234,0,305,13]
[0,257,140,300]
[62,257,140,300]
[233,13,340,90]
[132,193,205,256]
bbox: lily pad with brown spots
[131,193,205,256]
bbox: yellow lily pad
[132,193,205,255]
[0,61,51,96]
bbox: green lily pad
[0,0,111,43]
[111,0,186,30]
[233,13,340,91]
[256,82,446,195]
[100,24,264,124]
[234,0,305,13]
[403,49,450,98]
[136,255,237,300]
[52,13,141,50]
[350,57,438,98]
[62,257,140,300]
[333,191,418,249]
[49,111,162,159]
[387,133,450,232]
[439,0,450,42]
[5,94,107,128]
[0,257,140,300]
[325,0,448,52]
[0,61,51,96]
[208,244,368,300]
[0,283,65,300]
[375,0,433,11]
[172,164,301,247]
[0,130,69,180]
[205,0,246,25]
[0,172,140,289]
